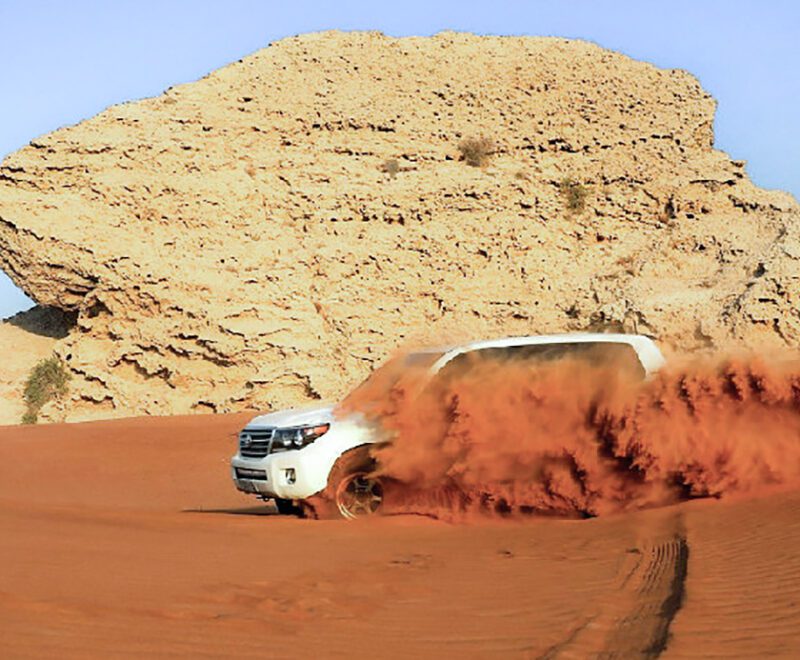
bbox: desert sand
[1,414,799,658]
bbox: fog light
[285,468,296,485]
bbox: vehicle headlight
[273,423,330,450]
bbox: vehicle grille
[235,467,267,481]
[239,428,275,458]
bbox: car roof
[425,333,666,375]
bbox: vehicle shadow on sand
[182,505,277,516]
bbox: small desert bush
[559,178,589,213]
[458,136,495,167]
[382,158,400,178]
[22,356,70,424]
[21,409,38,425]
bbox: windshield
[338,351,444,416]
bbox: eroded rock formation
[0,31,797,422]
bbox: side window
[555,343,646,379]
[431,351,478,385]
[432,342,645,386]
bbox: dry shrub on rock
[22,356,70,424]
[382,158,400,178]
[560,178,589,213]
[458,137,495,167]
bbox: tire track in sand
[541,512,688,659]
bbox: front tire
[303,447,386,520]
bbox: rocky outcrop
[0,31,797,422]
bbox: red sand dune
[2,413,800,658]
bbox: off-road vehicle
[231,333,665,519]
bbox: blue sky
[1,0,798,318]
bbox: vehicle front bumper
[230,444,332,500]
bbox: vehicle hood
[245,404,336,429]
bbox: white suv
[230,333,665,519]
